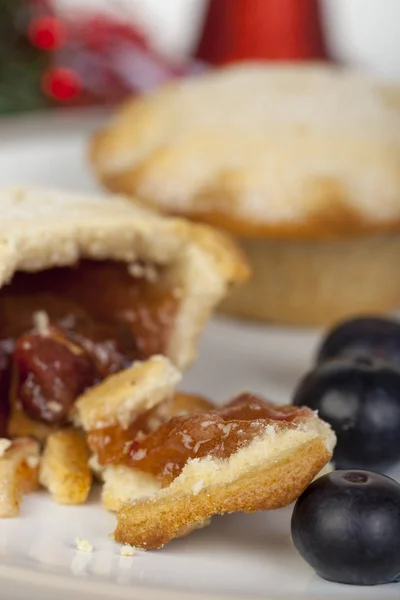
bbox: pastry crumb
[75,538,93,553]
[120,544,135,557]
[26,454,40,469]
[33,310,50,336]
[120,544,146,556]
[0,438,12,457]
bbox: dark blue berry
[291,470,400,585]
[317,316,400,366]
[292,358,400,469]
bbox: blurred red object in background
[34,10,192,104]
[1,0,329,114]
[196,0,328,64]
[41,66,81,100]
[28,15,66,50]
[60,14,187,100]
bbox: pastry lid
[91,63,400,240]
[0,186,248,370]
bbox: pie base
[220,234,400,326]
[115,435,332,549]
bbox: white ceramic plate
[0,110,398,600]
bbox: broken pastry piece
[99,392,214,512]
[39,429,92,505]
[0,437,40,517]
[74,355,214,512]
[73,355,182,432]
[114,395,335,548]
[73,355,335,547]
[115,398,335,548]
[0,186,247,443]
[74,355,180,512]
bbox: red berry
[28,16,66,51]
[42,68,81,102]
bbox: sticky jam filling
[0,260,178,431]
[87,393,214,467]
[89,394,311,487]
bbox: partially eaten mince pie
[0,187,334,549]
[0,186,247,514]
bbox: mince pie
[91,64,400,325]
[0,186,247,445]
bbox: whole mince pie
[74,356,336,549]
[91,64,400,326]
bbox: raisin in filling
[13,329,100,424]
[0,340,13,435]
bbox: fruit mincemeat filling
[87,393,215,467]
[90,394,311,487]
[0,261,178,430]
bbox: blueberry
[291,470,400,585]
[317,316,400,366]
[292,358,400,469]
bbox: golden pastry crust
[220,234,400,325]
[116,439,329,549]
[115,418,334,549]
[0,458,20,518]
[0,186,248,370]
[74,355,181,431]
[0,437,40,517]
[39,429,92,505]
[91,63,400,240]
